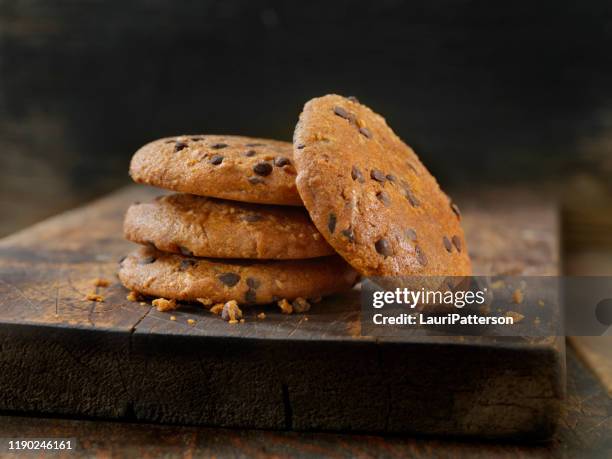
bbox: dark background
[1,0,611,236]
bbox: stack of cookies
[118,135,359,319]
[119,94,472,320]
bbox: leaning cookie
[130,135,302,206]
[293,94,471,277]
[118,247,359,305]
[124,194,335,259]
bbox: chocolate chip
[245,143,264,147]
[406,228,417,241]
[443,236,453,252]
[351,165,365,183]
[174,141,188,152]
[328,213,337,234]
[341,227,355,242]
[370,169,386,183]
[347,96,359,103]
[296,144,305,149]
[375,238,392,257]
[178,246,193,257]
[242,213,263,222]
[333,106,351,120]
[376,191,391,206]
[386,174,396,182]
[244,150,257,157]
[191,137,203,141]
[451,202,461,219]
[209,155,223,165]
[218,272,241,287]
[415,246,428,266]
[253,162,273,176]
[246,277,261,289]
[245,289,257,303]
[452,235,462,252]
[292,297,311,313]
[248,176,264,185]
[359,127,372,138]
[404,188,420,207]
[139,255,156,265]
[179,259,197,270]
[274,156,291,167]
[211,143,228,149]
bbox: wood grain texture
[0,186,564,439]
[0,350,608,458]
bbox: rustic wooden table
[0,186,610,457]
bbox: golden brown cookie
[293,94,471,277]
[124,193,334,259]
[130,135,302,206]
[118,246,359,305]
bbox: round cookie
[118,246,359,305]
[130,135,302,206]
[124,193,334,259]
[293,94,471,277]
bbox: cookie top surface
[130,135,302,206]
[118,246,359,305]
[124,193,334,259]
[293,94,471,277]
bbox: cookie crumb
[278,299,293,314]
[139,302,147,306]
[152,298,178,312]
[304,316,309,321]
[490,280,505,290]
[85,293,104,302]
[506,311,525,323]
[512,289,524,304]
[538,299,545,307]
[93,278,110,287]
[210,303,224,315]
[240,318,245,323]
[127,290,141,302]
[221,300,243,322]
[170,315,177,321]
[257,312,266,320]
[187,319,196,326]
[292,297,311,313]
[197,297,213,308]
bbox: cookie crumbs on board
[506,311,525,323]
[221,300,243,323]
[85,293,104,302]
[187,319,196,326]
[197,297,213,308]
[170,315,177,321]
[126,290,141,302]
[93,278,110,287]
[152,298,177,312]
[210,303,224,315]
[278,299,293,314]
[292,297,311,313]
[257,312,266,320]
[512,289,524,304]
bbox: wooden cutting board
[0,186,564,440]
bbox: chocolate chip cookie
[118,246,359,305]
[130,135,302,206]
[124,193,334,259]
[293,94,471,276]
